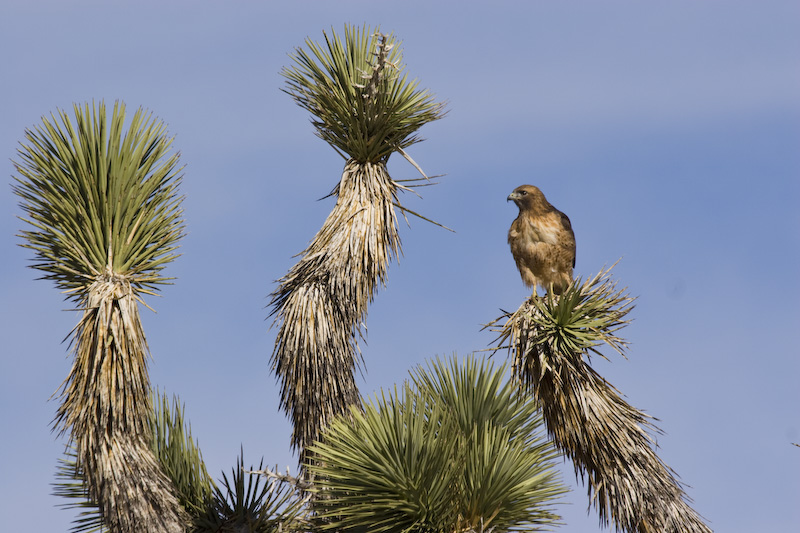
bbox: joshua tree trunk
[57,274,187,532]
[270,159,401,458]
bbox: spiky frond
[271,26,446,464]
[523,267,634,360]
[192,450,309,533]
[150,391,216,515]
[489,267,711,532]
[13,101,184,299]
[282,24,445,163]
[308,355,566,533]
[14,102,187,532]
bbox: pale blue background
[1,1,798,531]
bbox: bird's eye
[519,190,527,195]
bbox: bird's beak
[507,193,516,202]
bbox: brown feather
[507,185,576,294]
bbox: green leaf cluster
[309,355,566,533]
[282,24,445,163]
[150,392,216,515]
[192,451,308,533]
[13,101,184,299]
[527,266,634,361]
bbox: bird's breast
[514,215,561,245]
[535,219,562,245]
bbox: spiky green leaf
[150,391,216,515]
[309,355,566,533]
[282,24,445,163]
[13,101,184,299]
[192,450,309,533]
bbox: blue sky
[1,1,798,531]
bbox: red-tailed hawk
[507,185,576,295]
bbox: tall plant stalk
[490,267,711,532]
[14,102,187,532]
[270,25,446,462]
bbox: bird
[507,184,576,295]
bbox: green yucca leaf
[13,101,184,299]
[282,24,445,163]
[525,267,635,360]
[192,450,309,533]
[309,355,566,533]
[150,391,216,516]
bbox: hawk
[507,184,576,295]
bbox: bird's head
[507,184,548,211]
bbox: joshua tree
[270,24,446,463]
[14,102,188,532]
[15,102,310,533]
[490,268,712,532]
[16,27,711,533]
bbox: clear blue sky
[1,1,798,531]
